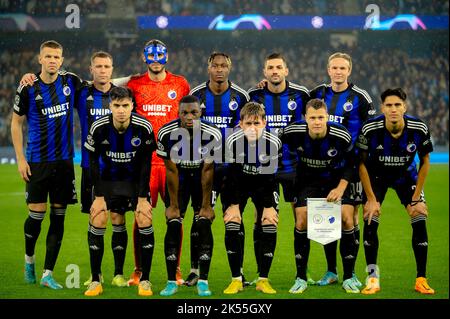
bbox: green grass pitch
[0,164,448,299]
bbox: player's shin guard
[111,223,128,276]
[197,217,213,280]
[164,218,182,281]
[139,226,154,281]
[24,210,45,257]
[225,222,242,278]
[340,228,356,280]
[324,240,338,274]
[259,225,277,278]
[253,223,262,274]
[239,222,245,271]
[88,224,106,282]
[44,207,66,271]
[190,215,200,270]
[363,216,379,270]
[411,215,428,278]
[294,228,310,280]
[132,220,141,272]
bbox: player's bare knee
[165,210,180,220]
[28,203,47,212]
[224,215,241,224]
[135,213,152,228]
[342,215,354,230]
[110,212,125,225]
[90,211,108,228]
[262,218,277,226]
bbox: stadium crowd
[0,41,448,147]
[1,0,448,16]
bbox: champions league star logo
[287,100,297,111]
[343,101,353,112]
[406,143,417,153]
[327,148,338,157]
[228,100,238,111]
[168,90,177,100]
[131,137,141,147]
[63,85,71,96]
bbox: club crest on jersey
[406,143,417,153]
[63,85,71,96]
[131,137,141,147]
[287,100,297,111]
[168,90,177,100]
[198,146,209,155]
[228,100,238,111]
[343,101,353,112]
[327,148,338,157]
[259,153,269,162]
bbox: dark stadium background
[0,0,448,306]
[0,0,448,159]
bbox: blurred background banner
[136,14,449,30]
[0,0,448,162]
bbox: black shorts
[222,181,280,220]
[80,168,94,214]
[172,170,203,218]
[294,181,353,208]
[105,196,138,215]
[363,174,425,207]
[26,160,77,205]
[275,171,296,202]
[211,164,228,207]
[348,181,363,205]
[101,181,150,214]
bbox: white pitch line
[0,192,24,196]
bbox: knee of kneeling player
[90,211,108,228]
